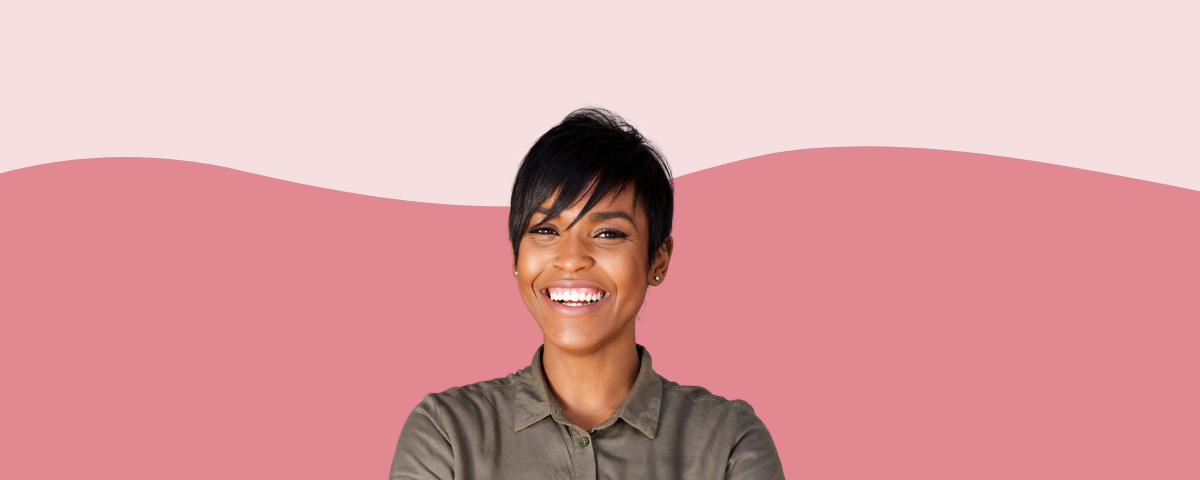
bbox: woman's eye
[529,227,558,236]
[596,229,628,239]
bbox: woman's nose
[553,233,594,272]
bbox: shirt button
[579,437,590,447]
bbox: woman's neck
[540,337,640,432]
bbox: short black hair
[509,107,674,269]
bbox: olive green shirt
[389,343,785,479]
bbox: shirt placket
[568,425,596,480]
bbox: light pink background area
[2,1,1198,204]
[2,148,1196,479]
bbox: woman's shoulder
[657,376,778,465]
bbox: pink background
[2,148,1197,478]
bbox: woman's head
[509,107,674,351]
[509,108,673,266]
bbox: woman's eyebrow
[588,211,634,223]
[530,208,557,228]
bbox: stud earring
[514,271,518,276]
[654,276,661,281]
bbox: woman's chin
[539,317,634,352]
[544,327,605,349]
[531,294,638,351]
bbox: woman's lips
[541,287,609,316]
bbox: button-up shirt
[389,343,785,479]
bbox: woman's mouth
[542,287,608,307]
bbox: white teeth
[547,288,606,304]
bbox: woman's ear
[650,236,674,285]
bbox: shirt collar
[512,343,662,440]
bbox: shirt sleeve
[389,394,455,480]
[725,399,786,480]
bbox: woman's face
[515,187,671,353]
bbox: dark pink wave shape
[1,148,1197,479]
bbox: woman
[389,108,784,479]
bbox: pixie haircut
[509,107,674,269]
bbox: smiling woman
[389,108,785,479]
